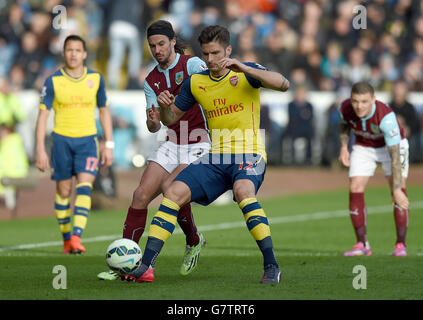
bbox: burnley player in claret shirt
[337,81,410,257]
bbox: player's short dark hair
[351,82,374,96]
[198,25,230,47]
[63,35,86,51]
[147,20,186,54]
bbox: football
[105,238,142,274]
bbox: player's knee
[233,180,255,203]
[56,186,71,199]
[350,183,365,193]
[163,181,190,207]
[132,186,151,208]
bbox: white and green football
[105,238,142,274]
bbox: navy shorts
[174,153,266,205]
[51,132,99,181]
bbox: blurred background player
[126,25,289,284]
[35,35,114,254]
[97,20,209,280]
[338,82,410,257]
[0,77,29,215]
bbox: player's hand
[147,104,160,123]
[35,150,50,172]
[338,146,350,167]
[218,57,246,73]
[157,90,175,108]
[393,188,409,210]
[101,147,114,168]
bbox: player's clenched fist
[157,90,175,108]
[36,150,50,172]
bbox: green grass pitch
[1,185,422,300]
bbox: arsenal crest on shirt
[86,79,94,88]
[229,75,238,86]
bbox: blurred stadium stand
[0,0,422,169]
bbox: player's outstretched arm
[219,58,290,92]
[388,144,409,210]
[99,106,114,168]
[35,108,51,172]
[338,123,351,167]
[158,90,186,126]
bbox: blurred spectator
[220,0,249,38]
[292,35,321,88]
[320,41,345,90]
[290,68,314,90]
[376,53,400,91]
[260,102,272,152]
[0,4,26,75]
[70,0,104,64]
[367,2,387,34]
[282,84,314,165]
[168,0,195,40]
[389,80,422,163]
[29,11,53,55]
[341,47,371,86]
[187,8,208,58]
[8,65,25,93]
[250,9,276,42]
[106,0,144,89]
[259,18,297,76]
[0,36,17,77]
[329,16,357,57]
[403,56,423,91]
[233,25,257,58]
[14,31,44,89]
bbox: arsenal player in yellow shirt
[35,35,114,254]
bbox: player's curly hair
[147,20,186,54]
[198,25,230,47]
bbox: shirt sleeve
[186,57,208,75]
[39,76,54,110]
[380,112,401,146]
[243,62,268,88]
[337,103,346,124]
[97,74,108,107]
[144,81,158,110]
[174,77,197,112]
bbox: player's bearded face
[202,41,231,73]
[351,93,375,118]
[63,40,87,69]
[148,35,175,65]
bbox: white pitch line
[1,201,423,253]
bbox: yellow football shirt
[174,63,266,159]
[39,67,108,138]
